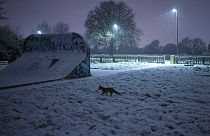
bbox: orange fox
[98,85,121,96]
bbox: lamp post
[172,8,179,55]
[113,24,119,54]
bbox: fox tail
[112,89,121,95]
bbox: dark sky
[2,0,210,46]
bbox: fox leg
[101,91,105,95]
[110,92,113,96]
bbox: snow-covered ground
[90,62,168,77]
[0,62,210,136]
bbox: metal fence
[0,61,8,70]
[91,54,165,64]
[91,54,210,65]
[170,55,210,65]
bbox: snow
[91,61,165,71]
[90,61,171,77]
[0,62,210,136]
[0,51,86,88]
[90,62,170,77]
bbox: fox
[98,85,121,96]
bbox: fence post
[113,56,115,63]
[202,57,205,65]
[170,55,175,64]
[100,57,102,63]
[163,55,165,64]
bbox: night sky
[2,0,210,47]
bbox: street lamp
[113,24,119,54]
[37,30,42,34]
[172,8,179,55]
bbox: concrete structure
[0,33,90,88]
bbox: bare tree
[52,22,70,33]
[0,0,7,20]
[178,37,192,55]
[163,43,177,54]
[191,38,207,55]
[208,43,210,52]
[178,37,207,55]
[144,40,161,54]
[85,1,142,55]
[34,21,52,34]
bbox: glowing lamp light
[113,24,118,31]
[172,8,178,13]
[37,30,42,34]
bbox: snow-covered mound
[0,64,210,136]
[0,33,90,88]
[0,51,86,88]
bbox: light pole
[172,8,179,55]
[113,24,119,54]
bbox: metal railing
[91,54,165,64]
[0,61,8,70]
[170,55,210,65]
